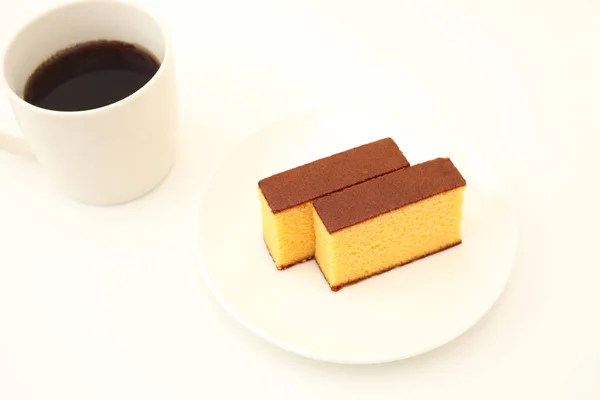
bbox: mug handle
[0,132,35,159]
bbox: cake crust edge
[258,138,410,214]
[263,239,314,270]
[313,158,467,234]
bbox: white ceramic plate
[196,109,518,364]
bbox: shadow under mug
[0,0,177,206]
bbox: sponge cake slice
[313,157,467,291]
[258,138,410,269]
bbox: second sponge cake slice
[313,157,467,291]
[258,138,410,269]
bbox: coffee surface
[24,40,160,112]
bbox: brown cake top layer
[313,157,466,233]
[258,138,409,213]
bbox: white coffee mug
[0,0,177,205]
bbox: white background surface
[0,0,598,399]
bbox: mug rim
[1,0,172,117]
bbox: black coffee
[24,40,160,112]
